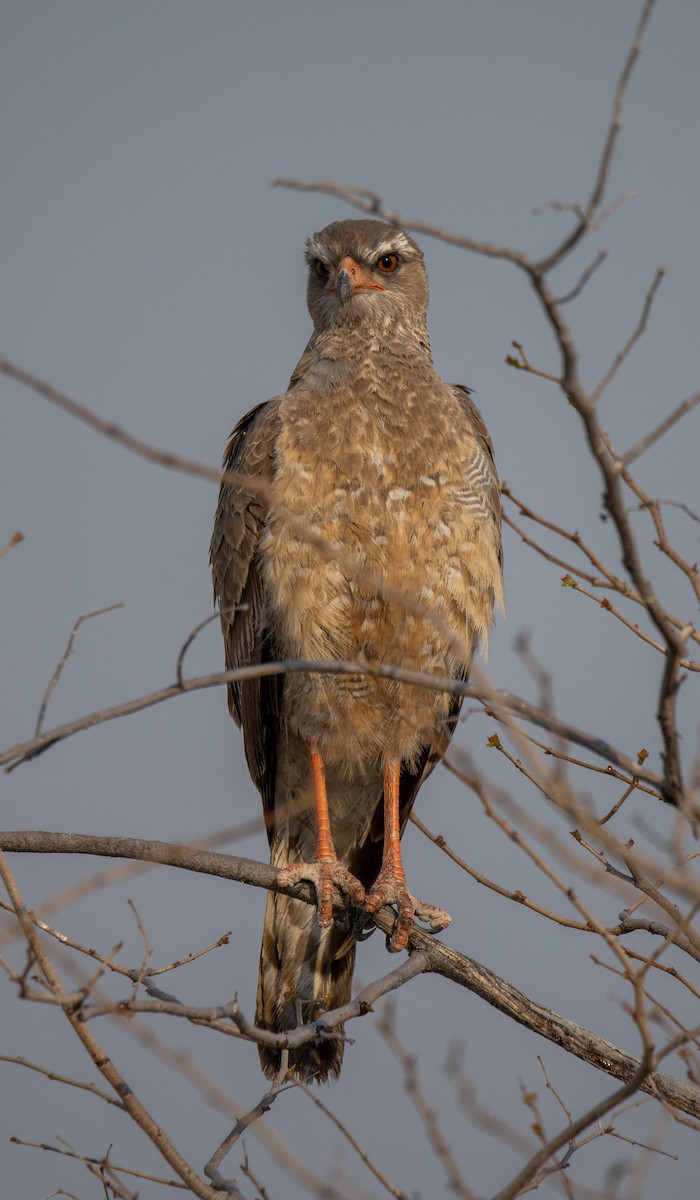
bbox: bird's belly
[262,476,477,772]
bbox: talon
[365,872,451,952]
[351,909,376,941]
[278,860,365,929]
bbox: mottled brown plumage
[210,219,503,1081]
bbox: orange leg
[277,740,365,928]
[308,741,334,862]
[365,758,452,952]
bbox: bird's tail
[255,842,356,1082]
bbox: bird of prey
[211,218,503,1081]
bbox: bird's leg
[364,759,452,952]
[277,739,365,929]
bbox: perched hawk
[211,219,503,1081]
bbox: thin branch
[0,1053,125,1109]
[0,849,225,1200]
[443,1044,535,1160]
[620,466,700,607]
[502,500,700,649]
[506,340,561,384]
[3,831,700,1119]
[562,576,698,670]
[204,1075,288,1198]
[0,530,24,559]
[9,1138,188,1191]
[175,610,223,688]
[536,0,657,275]
[270,178,532,271]
[490,1066,654,1200]
[651,499,700,526]
[620,391,700,468]
[588,2,654,214]
[377,1005,476,1200]
[0,658,665,796]
[298,1082,409,1200]
[591,267,666,403]
[0,819,262,952]
[4,350,687,808]
[35,604,124,736]
[411,810,689,949]
[553,250,608,306]
[0,353,228,489]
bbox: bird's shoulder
[447,383,497,467]
[220,396,283,482]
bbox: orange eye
[376,253,399,273]
[313,259,329,281]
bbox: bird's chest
[261,386,471,666]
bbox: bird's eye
[313,259,329,281]
[376,253,400,273]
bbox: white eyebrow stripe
[372,233,414,257]
[305,229,417,265]
[305,236,331,261]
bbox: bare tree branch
[0,848,225,1200]
[0,658,666,797]
[35,604,124,736]
[552,250,608,306]
[619,391,700,468]
[591,267,666,404]
[2,831,699,1120]
[536,0,657,275]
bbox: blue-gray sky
[2,3,699,1197]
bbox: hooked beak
[334,256,386,306]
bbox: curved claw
[350,911,377,941]
[277,859,366,929]
[365,875,451,952]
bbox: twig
[9,1137,188,1190]
[204,1075,288,1197]
[271,178,532,271]
[0,849,225,1199]
[620,391,700,468]
[490,1060,654,1200]
[0,819,262,952]
[239,1149,272,1200]
[536,0,657,275]
[35,604,124,736]
[620,466,700,607]
[443,1044,535,1159]
[3,832,700,1118]
[591,267,666,404]
[553,250,608,306]
[297,1081,409,1200]
[0,659,665,796]
[1,1053,125,1108]
[175,610,224,688]
[562,575,698,670]
[651,499,700,526]
[0,530,24,559]
[377,1004,476,1200]
[0,352,229,489]
[507,341,560,384]
[410,812,592,931]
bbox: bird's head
[305,219,429,336]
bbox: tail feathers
[256,887,356,1082]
